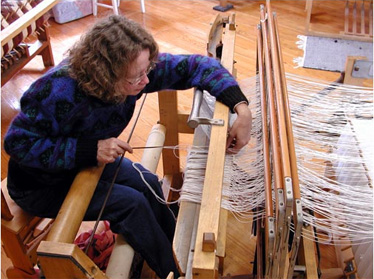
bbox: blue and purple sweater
[4,53,248,190]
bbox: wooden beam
[158,90,181,177]
[1,0,59,47]
[299,225,319,279]
[46,166,104,243]
[37,241,107,279]
[192,14,236,278]
[173,124,208,274]
[343,56,368,86]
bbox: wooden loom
[255,3,370,278]
[173,2,316,277]
[256,2,313,278]
[8,4,313,278]
[173,13,241,278]
[259,4,372,279]
[5,2,369,278]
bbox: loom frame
[256,1,311,278]
[171,13,242,278]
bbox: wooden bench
[1,179,54,278]
[1,0,59,87]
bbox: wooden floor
[1,0,353,277]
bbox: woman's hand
[97,138,133,164]
[226,103,252,154]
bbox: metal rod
[84,93,148,254]
[132,145,165,149]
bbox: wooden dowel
[345,0,350,34]
[352,1,357,34]
[140,124,166,173]
[360,0,365,35]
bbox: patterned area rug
[294,35,373,72]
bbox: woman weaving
[4,15,252,278]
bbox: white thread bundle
[178,73,373,245]
[287,73,373,244]
[179,76,266,222]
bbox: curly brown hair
[68,15,158,103]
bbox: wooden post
[192,14,236,278]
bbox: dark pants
[8,157,179,278]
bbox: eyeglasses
[125,61,156,85]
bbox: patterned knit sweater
[4,53,248,189]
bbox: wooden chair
[92,0,120,16]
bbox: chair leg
[140,0,145,13]
[92,0,142,15]
[112,0,119,15]
[38,27,54,67]
[92,0,98,16]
